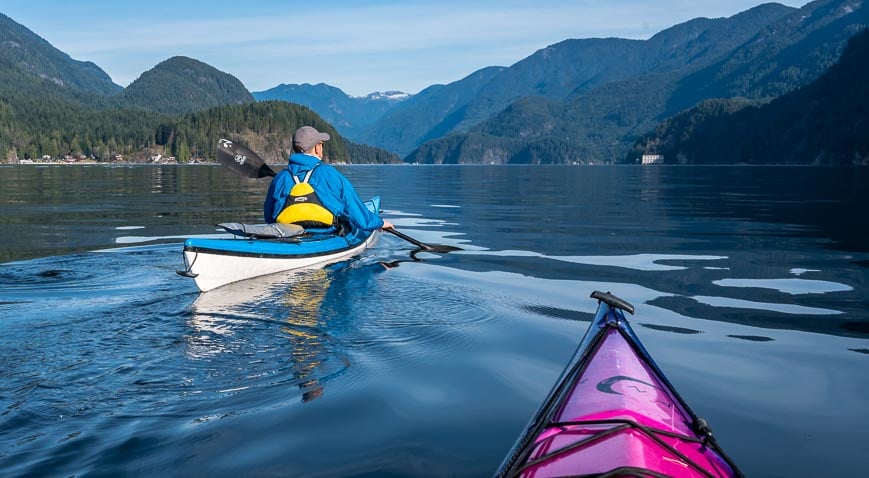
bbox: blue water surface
[1,165,868,477]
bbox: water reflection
[689,295,841,315]
[473,250,727,271]
[713,277,852,295]
[729,335,775,342]
[279,269,331,402]
[187,268,343,404]
[184,258,405,405]
[639,323,701,335]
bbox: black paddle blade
[387,228,462,253]
[216,138,277,178]
[424,244,463,253]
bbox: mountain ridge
[0,19,393,164]
[252,82,409,140]
[629,27,869,165]
[0,12,122,96]
[407,0,868,164]
[122,56,255,115]
[374,2,798,157]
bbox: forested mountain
[0,19,167,162]
[0,13,122,96]
[0,13,395,164]
[371,3,796,158]
[445,2,797,133]
[0,15,254,117]
[162,101,400,165]
[668,0,869,111]
[121,56,254,115]
[0,70,398,164]
[252,83,409,140]
[629,28,869,165]
[407,0,868,164]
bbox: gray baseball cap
[292,126,330,151]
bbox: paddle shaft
[386,228,462,253]
[387,228,433,250]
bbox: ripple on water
[713,277,852,295]
[0,253,360,477]
[346,269,497,370]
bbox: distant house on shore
[641,154,664,165]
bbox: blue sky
[2,0,806,97]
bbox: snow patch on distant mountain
[361,91,411,101]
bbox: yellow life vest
[275,165,335,228]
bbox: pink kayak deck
[516,328,735,477]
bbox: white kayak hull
[181,231,377,292]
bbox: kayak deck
[183,231,368,258]
[179,197,381,292]
[180,230,376,292]
[496,291,742,478]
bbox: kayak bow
[495,291,743,478]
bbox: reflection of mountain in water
[644,166,869,254]
[416,166,868,340]
[629,166,869,339]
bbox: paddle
[214,138,462,253]
[386,228,462,253]
[216,138,278,178]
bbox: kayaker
[264,125,394,233]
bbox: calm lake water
[1,164,868,477]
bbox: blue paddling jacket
[264,153,384,232]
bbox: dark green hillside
[630,28,869,165]
[0,68,398,164]
[0,13,122,96]
[0,16,394,164]
[406,96,600,164]
[640,3,799,70]
[164,101,400,164]
[408,72,681,164]
[670,0,869,111]
[0,65,167,161]
[121,56,254,115]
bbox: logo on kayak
[234,154,247,165]
[597,375,663,397]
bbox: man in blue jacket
[263,126,393,233]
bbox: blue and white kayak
[180,197,380,292]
